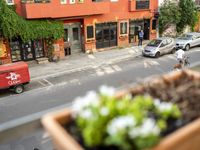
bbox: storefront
[9,39,45,62]
[129,19,150,43]
[95,22,117,49]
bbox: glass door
[33,39,44,58]
[10,40,22,62]
[21,41,34,61]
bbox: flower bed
[42,69,200,150]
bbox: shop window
[78,0,84,3]
[10,40,22,62]
[120,22,128,35]
[86,25,94,40]
[136,0,149,10]
[152,19,157,30]
[69,0,75,4]
[60,0,67,4]
[6,0,14,5]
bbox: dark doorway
[96,22,117,49]
[143,19,150,40]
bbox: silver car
[142,37,176,58]
[175,32,200,51]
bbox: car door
[159,39,167,55]
[195,34,200,46]
[166,38,174,53]
[190,35,197,47]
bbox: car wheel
[155,52,160,58]
[171,48,176,54]
[14,85,24,94]
[185,44,190,51]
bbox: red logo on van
[6,72,21,85]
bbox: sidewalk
[29,45,145,81]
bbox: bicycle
[173,56,190,70]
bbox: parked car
[142,37,176,58]
[175,32,200,51]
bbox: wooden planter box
[42,69,200,150]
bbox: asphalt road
[0,48,200,124]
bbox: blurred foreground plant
[72,85,182,150]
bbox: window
[60,0,67,4]
[136,0,149,10]
[78,0,84,3]
[6,0,14,5]
[69,0,75,4]
[86,25,94,40]
[152,19,157,30]
[120,22,128,35]
[64,29,68,42]
[111,0,118,2]
[72,28,79,41]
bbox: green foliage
[159,0,199,34]
[0,0,64,42]
[177,0,199,33]
[73,88,182,150]
[158,0,181,34]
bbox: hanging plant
[0,0,64,42]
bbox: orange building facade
[1,0,158,64]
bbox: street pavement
[29,44,146,81]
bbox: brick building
[1,0,158,64]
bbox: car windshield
[178,34,193,40]
[147,39,162,47]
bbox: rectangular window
[69,0,75,4]
[86,26,94,40]
[152,19,157,30]
[78,0,84,3]
[6,0,14,5]
[111,0,118,2]
[72,28,79,41]
[60,0,67,4]
[136,0,149,10]
[120,22,128,35]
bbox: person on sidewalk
[138,29,144,46]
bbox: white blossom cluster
[72,85,115,116]
[154,99,173,112]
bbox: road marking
[143,60,159,68]
[43,79,54,86]
[96,68,105,76]
[112,65,122,71]
[103,66,115,74]
[37,80,47,86]
[70,79,79,83]
[88,54,96,59]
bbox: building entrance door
[96,22,117,49]
[64,23,82,54]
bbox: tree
[158,0,181,35]
[177,0,199,33]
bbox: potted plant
[42,69,200,150]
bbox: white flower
[100,107,109,116]
[154,99,173,112]
[107,115,136,136]
[99,85,116,97]
[129,118,160,138]
[72,90,99,114]
[79,109,94,120]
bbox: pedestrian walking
[138,29,144,46]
